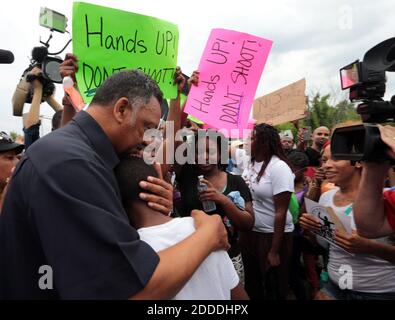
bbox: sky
[1,0,395,135]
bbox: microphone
[0,49,14,64]
[31,46,47,64]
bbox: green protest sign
[72,2,179,102]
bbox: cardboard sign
[183,28,272,131]
[253,79,307,125]
[72,2,179,102]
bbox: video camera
[331,37,395,162]
[23,7,71,103]
[23,46,59,103]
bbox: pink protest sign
[184,28,272,131]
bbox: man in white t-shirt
[115,156,248,300]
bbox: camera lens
[44,60,62,83]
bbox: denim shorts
[321,279,395,300]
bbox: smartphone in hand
[303,127,312,141]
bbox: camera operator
[12,56,63,149]
[353,125,395,238]
[22,67,44,148]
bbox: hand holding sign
[174,67,186,94]
[187,71,200,91]
[59,53,79,82]
[304,198,352,252]
[299,213,321,233]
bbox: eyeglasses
[0,132,14,143]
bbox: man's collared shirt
[0,111,159,299]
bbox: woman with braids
[240,123,295,300]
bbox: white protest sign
[304,198,352,253]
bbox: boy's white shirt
[137,217,239,300]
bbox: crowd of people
[0,51,395,300]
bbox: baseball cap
[0,131,24,154]
[279,130,294,140]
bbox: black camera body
[23,46,63,104]
[332,38,395,162]
[331,123,390,162]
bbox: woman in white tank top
[300,143,395,300]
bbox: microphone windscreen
[0,49,14,64]
[31,47,47,63]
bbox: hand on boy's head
[139,176,173,215]
[191,210,230,252]
[152,161,163,180]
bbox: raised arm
[334,230,395,264]
[157,67,185,176]
[24,67,43,130]
[354,125,395,237]
[59,53,79,127]
[157,69,199,176]
[353,162,393,238]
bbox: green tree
[275,122,298,139]
[301,93,359,130]
[10,131,18,141]
[332,99,359,125]
[305,93,334,129]
[272,92,359,135]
